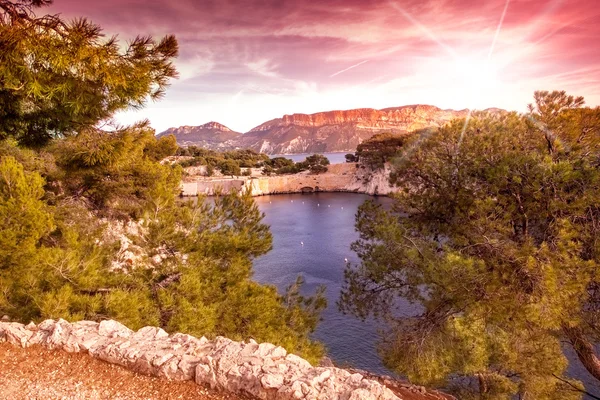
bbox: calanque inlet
[2,0,600,399]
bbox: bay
[251,192,600,399]
[252,192,409,374]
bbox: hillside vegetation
[175,146,330,176]
[0,0,325,363]
[341,91,600,399]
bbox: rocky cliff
[159,105,473,154]
[240,105,468,154]
[182,163,396,197]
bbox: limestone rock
[185,162,397,197]
[0,322,33,347]
[159,104,479,154]
[98,320,132,338]
[0,319,400,400]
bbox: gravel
[0,343,247,400]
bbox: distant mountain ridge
[159,122,242,149]
[158,105,493,154]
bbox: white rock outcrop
[181,163,398,197]
[0,319,401,400]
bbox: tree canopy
[0,0,178,146]
[302,153,330,174]
[175,147,270,170]
[261,154,329,175]
[340,91,600,399]
[355,132,408,170]
[0,0,326,363]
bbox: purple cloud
[44,0,600,132]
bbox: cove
[252,192,600,398]
[252,192,406,374]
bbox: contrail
[330,60,369,78]
[388,1,458,59]
[233,81,278,97]
[488,0,511,60]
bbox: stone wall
[181,163,397,197]
[0,319,400,400]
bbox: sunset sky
[47,0,600,133]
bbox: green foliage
[263,156,299,174]
[49,123,181,218]
[176,147,269,169]
[0,156,54,268]
[340,92,600,399]
[267,157,295,170]
[300,154,330,174]
[205,164,214,176]
[224,149,270,168]
[355,132,407,169]
[0,154,113,322]
[0,0,326,364]
[218,159,241,176]
[0,146,326,360]
[272,163,303,175]
[262,165,274,176]
[345,153,358,162]
[261,156,312,175]
[120,191,326,362]
[265,154,330,175]
[0,0,178,147]
[145,135,178,162]
[175,150,326,177]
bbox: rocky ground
[0,317,454,400]
[0,343,453,400]
[344,369,455,400]
[0,343,245,400]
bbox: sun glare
[452,57,500,107]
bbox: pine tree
[0,0,326,364]
[340,93,600,399]
[0,155,53,271]
[0,0,178,146]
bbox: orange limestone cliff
[159,104,486,154]
[251,105,466,131]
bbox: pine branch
[552,374,600,400]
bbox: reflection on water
[252,192,405,374]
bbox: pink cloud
[43,0,600,132]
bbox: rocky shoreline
[181,163,397,197]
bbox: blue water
[269,152,349,165]
[252,193,412,374]
[251,192,600,398]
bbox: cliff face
[249,105,465,131]
[182,163,397,197]
[159,105,472,154]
